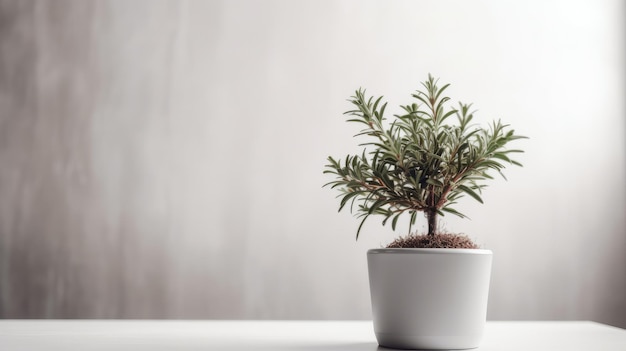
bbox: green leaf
[492,153,512,163]
[458,185,483,203]
[355,214,369,240]
[391,212,402,231]
[434,83,451,102]
[368,198,388,215]
[408,211,417,234]
[441,207,467,218]
[426,178,444,187]
[339,191,361,212]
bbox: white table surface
[0,320,624,350]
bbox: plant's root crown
[386,233,479,249]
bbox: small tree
[324,75,526,246]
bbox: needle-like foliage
[324,75,526,240]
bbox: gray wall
[1,0,625,327]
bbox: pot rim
[368,248,492,255]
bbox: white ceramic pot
[367,248,492,350]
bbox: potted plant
[324,75,526,350]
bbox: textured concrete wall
[1,0,625,326]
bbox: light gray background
[1,0,625,327]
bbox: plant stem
[427,210,437,236]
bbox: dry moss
[386,233,479,249]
